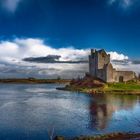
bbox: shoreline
[1,78,140,95]
[54,132,140,140]
[57,85,140,95]
[57,77,140,95]
[0,78,71,84]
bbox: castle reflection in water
[89,94,140,130]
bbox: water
[0,84,140,140]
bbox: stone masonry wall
[114,71,135,82]
[97,51,110,69]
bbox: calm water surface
[0,84,140,140]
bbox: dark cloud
[131,60,140,64]
[0,63,89,79]
[23,55,61,63]
[23,55,88,64]
[112,59,130,65]
[112,59,140,66]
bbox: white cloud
[0,37,138,78]
[0,38,90,78]
[108,0,138,10]
[1,0,22,13]
[108,51,128,60]
[112,62,140,74]
[0,38,89,63]
[0,38,129,64]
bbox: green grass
[107,83,140,90]
[63,80,140,94]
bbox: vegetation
[107,82,140,90]
[58,76,140,95]
[0,78,71,84]
[54,132,140,140]
[1,76,140,94]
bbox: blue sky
[0,0,140,78]
[0,0,140,57]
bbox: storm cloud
[23,55,88,64]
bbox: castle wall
[113,71,135,82]
[89,55,95,77]
[105,63,114,83]
[96,69,106,82]
[97,51,110,69]
[89,50,98,77]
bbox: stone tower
[89,49,112,82]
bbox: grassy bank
[103,82,140,94]
[58,77,140,95]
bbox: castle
[89,49,136,83]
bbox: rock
[54,136,65,140]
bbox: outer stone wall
[105,63,114,83]
[114,71,135,82]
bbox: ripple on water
[0,84,139,139]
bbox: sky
[0,0,140,78]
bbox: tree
[57,76,61,80]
